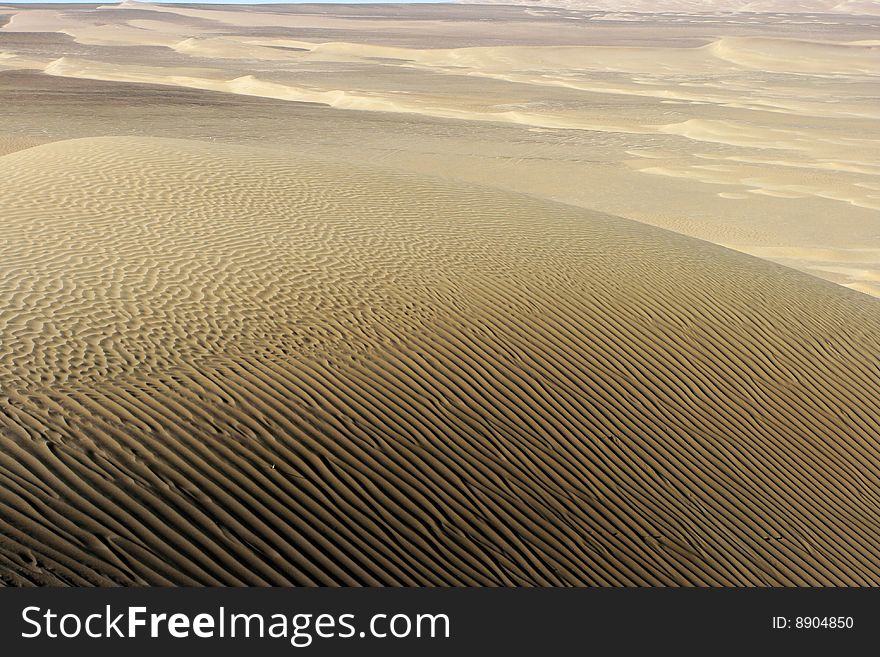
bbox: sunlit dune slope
[1,136,879,586]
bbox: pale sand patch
[458,0,880,15]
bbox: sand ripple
[1,137,880,586]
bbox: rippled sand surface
[2,2,879,293]
[0,4,879,586]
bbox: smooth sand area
[0,4,878,586]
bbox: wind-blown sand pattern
[0,135,880,586]
[0,4,879,587]
[1,2,878,294]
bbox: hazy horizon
[1,1,453,4]
[1,0,878,11]
[2,0,879,19]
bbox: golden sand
[0,4,878,585]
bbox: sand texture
[0,136,878,585]
[0,4,878,586]
[2,3,878,295]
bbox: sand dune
[0,134,49,156]
[708,36,880,75]
[459,0,880,15]
[743,246,880,296]
[32,55,642,133]
[5,4,876,258]
[1,136,880,586]
[2,3,880,588]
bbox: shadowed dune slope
[1,136,880,586]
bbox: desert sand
[0,3,879,586]
[3,2,878,294]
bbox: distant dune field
[2,2,878,295]
[0,136,879,585]
[0,4,879,587]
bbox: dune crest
[1,136,880,586]
[706,36,880,75]
[6,1,873,261]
